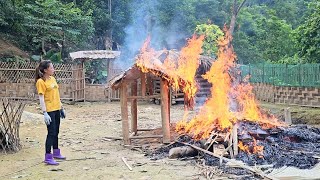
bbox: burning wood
[140,28,319,178]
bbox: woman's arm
[39,94,51,125]
[39,94,47,113]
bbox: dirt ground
[1,101,320,180]
[0,102,207,180]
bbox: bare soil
[1,101,319,180]
[0,37,28,58]
[0,102,206,180]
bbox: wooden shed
[69,50,120,101]
[108,50,214,145]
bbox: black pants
[45,110,61,153]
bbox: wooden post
[168,88,171,124]
[141,73,146,97]
[131,80,138,135]
[120,82,130,145]
[81,60,86,102]
[160,79,170,144]
[232,124,238,156]
[147,76,154,95]
[284,107,292,125]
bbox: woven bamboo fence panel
[0,62,74,100]
[0,98,26,153]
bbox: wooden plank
[137,128,157,131]
[127,95,161,99]
[120,82,130,145]
[129,135,163,139]
[131,80,138,134]
[160,79,170,144]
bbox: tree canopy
[0,0,318,65]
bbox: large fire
[176,28,281,139]
[136,27,282,151]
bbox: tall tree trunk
[229,0,247,35]
[41,39,46,55]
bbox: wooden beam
[137,128,157,131]
[120,82,130,145]
[127,95,161,100]
[160,79,171,144]
[129,135,163,139]
[131,80,138,134]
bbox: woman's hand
[60,109,66,119]
[43,112,52,125]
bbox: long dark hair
[35,60,52,82]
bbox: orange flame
[135,35,204,101]
[136,28,282,142]
[176,27,282,139]
[238,139,264,156]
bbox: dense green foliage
[0,0,319,82]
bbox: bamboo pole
[131,80,138,134]
[120,82,130,145]
[160,79,170,144]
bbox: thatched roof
[69,50,120,60]
[108,50,214,89]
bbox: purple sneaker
[53,149,66,160]
[44,153,59,165]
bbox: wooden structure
[70,50,121,102]
[0,98,26,152]
[109,65,192,145]
[108,50,215,144]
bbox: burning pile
[136,27,320,176]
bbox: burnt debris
[148,121,320,176]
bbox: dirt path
[0,102,203,180]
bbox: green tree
[295,2,320,63]
[195,23,224,57]
[23,0,94,61]
[255,10,297,62]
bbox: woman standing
[35,60,66,165]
